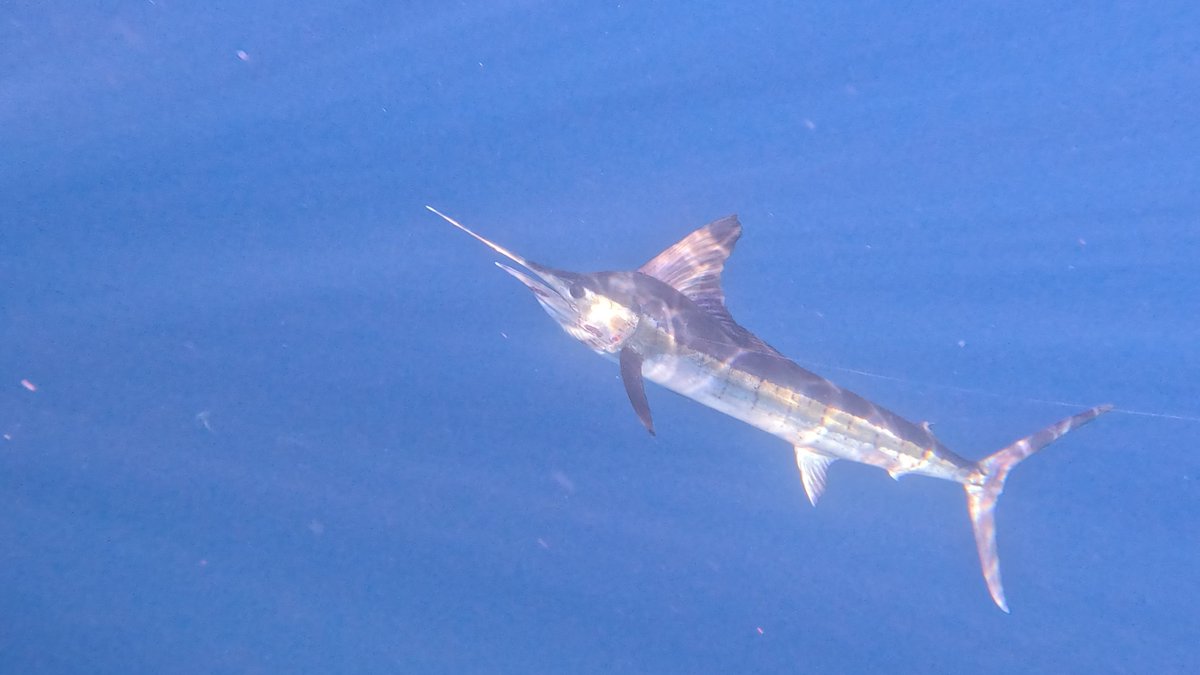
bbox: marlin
[428,206,1111,612]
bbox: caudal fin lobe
[965,404,1113,612]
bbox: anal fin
[619,347,655,436]
[794,446,836,506]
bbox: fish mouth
[493,261,578,324]
[427,206,579,320]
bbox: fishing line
[791,358,1200,423]
[673,332,1199,423]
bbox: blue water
[3,3,1198,672]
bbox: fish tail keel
[964,404,1113,612]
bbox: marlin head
[426,206,641,355]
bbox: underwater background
[3,2,1198,673]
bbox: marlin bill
[427,206,1111,612]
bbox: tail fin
[965,404,1112,612]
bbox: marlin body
[428,207,1110,612]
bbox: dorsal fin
[639,215,740,310]
[639,215,781,356]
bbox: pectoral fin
[619,347,655,436]
[794,446,836,506]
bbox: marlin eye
[569,283,585,299]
